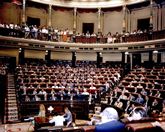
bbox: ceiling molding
[29,0,148,9]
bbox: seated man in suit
[114,99,123,109]
[135,94,144,105]
[126,106,147,121]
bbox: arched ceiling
[29,0,148,8]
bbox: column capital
[22,0,26,23]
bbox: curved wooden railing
[0,35,165,53]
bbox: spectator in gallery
[24,25,30,38]
[86,31,90,38]
[31,25,38,39]
[107,32,113,43]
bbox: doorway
[132,53,141,67]
[82,23,94,34]
[137,18,150,31]
[27,17,40,27]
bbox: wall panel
[52,10,73,30]
[102,53,122,62]
[103,10,123,34]
[76,52,96,61]
[0,48,19,64]
[26,7,47,26]
[24,50,45,59]
[77,12,98,34]
[51,51,72,60]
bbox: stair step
[7,117,19,121]
[8,112,18,116]
[8,114,18,117]
[8,88,15,90]
[7,93,15,95]
[7,110,18,114]
[7,109,18,113]
[6,74,19,123]
[7,96,16,99]
[8,107,18,110]
[7,95,16,97]
[7,89,15,91]
[8,86,15,88]
[7,89,15,94]
[8,100,16,103]
[7,103,17,106]
[8,101,17,104]
[7,94,16,96]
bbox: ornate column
[149,0,153,31]
[22,0,26,23]
[48,4,52,27]
[73,7,77,32]
[122,4,126,32]
[98,8,101,33]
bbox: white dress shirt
[49,115,65,126]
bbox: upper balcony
[0,27,165,53]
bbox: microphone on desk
[24,117,34,121]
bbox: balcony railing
[0,35,165,53]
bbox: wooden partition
[20,100,89,120]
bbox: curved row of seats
[16,63,122,103]
[104,66,165,114]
